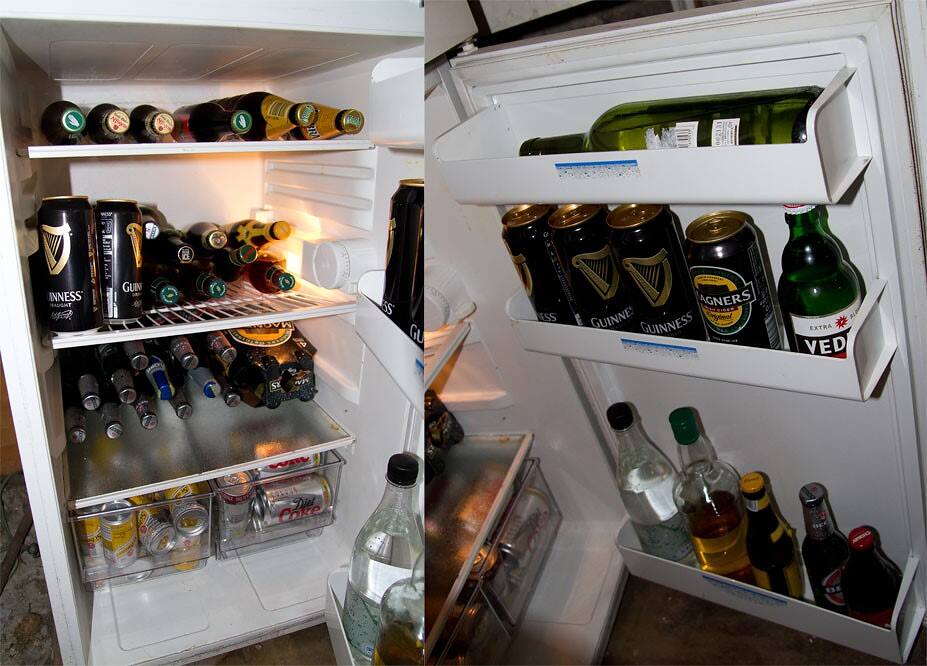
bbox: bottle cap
[174,401,193,420]
[62,108,86,133]
[157,283,180,305]
[223,390,242,408]
[68,427,87,445]
[218,346,237,364]
[848,526,876,551]
[205,229,228,250]
[739,472,765,495]
[669,407,699,445]
[606,402,634,431]
[151,111,175,135]
[140,412,158,430]
[231,110,252,134]
[275,271,296,292]
[206,278,227,299]
[233,245,258,265]
[387,453,418,487]
[339,109,364,134]
[799,482,827,507]
[294,103,318,126]
[270,220,292,240]
[105,109,130,135]
[105,422,123,439]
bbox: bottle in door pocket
[842,525,902,627]
[86,104,131,144]
[40,101,86,145]
[95,199,144,323]
[290,105,364,140]
[373,553,424,666]
[382,179,423,333]
[172,103,252,142]
[799,482,850,614]
[212,92,318,140]
[128,105,174,143]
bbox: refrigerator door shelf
[325,568,357,666]
[506,278,895,402]
[369,57,425,149]
[616,521,925,664]
[23,139,373,160]
[354,270,424,411]
[424,320,471,389]
[433,68,870,205]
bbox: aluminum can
[99,499,138,568]
[95,199,144,323]
[256,453,322,479]
[129,495,176,555]
[497,487,553,571]
[381,179,423,333]
[163,484,209,538]
[214,472,255,538]
[685,210,781,349]
[252,474,332,530]
[75,506,103,560]
[37,196,102,333]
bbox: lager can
[75,506,103,561]
[549,204,637,331]
[256,453,322,479]
[37,196,102,334]
[685,211,781,349]
[252,473,332,530]
[607,204,705,340]
[381,179,423,333]
[129,495,176,556]
[95,199,144,323]
[99,499,138,568]
[163,484,210,538]
[501,204,582,326]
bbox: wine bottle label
[789,297,861,358]
[691,266,756,335]
[711,118,740,146]
[673,121,699,148]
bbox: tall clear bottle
[372,553,424,665]
[606,402,695,564]
[343,454,423,663]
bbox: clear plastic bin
[434,583,511,665]
[210,450,344,558]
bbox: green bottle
[519,86,822,156]
[778,204,862,357]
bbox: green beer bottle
[778,204,862,358]
[519,86,822,156]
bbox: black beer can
[95,199,144,323]
[382,179,423,333]
[37,196,102,334]
[549,204,637,331]
[501,204,582,326]
[685,210,781,349]
[607,204,706,341]
[408,215,424,349]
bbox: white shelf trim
[22,139,373,159]
[424,320,470,389]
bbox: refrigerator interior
[0,12,423,666]
[426,0,926,663]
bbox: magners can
[95,199,144,323]
[501,204,582,326]
[685,211,781,349]
[549,204,637,331]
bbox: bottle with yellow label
[225,219,292,249]
[740,472,804,598]
[291,105,364,141]
[212,92,318,140]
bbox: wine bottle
[172,103,252,142]
[211,92,318,140]
[129,105,174,143]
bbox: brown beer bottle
[225,219,292,248]
[87,103,131,144]
[129,105,174,143]
[291,105,364,140]
[843,526,902,627]
[40,101,86,145]
[247,253,296,293]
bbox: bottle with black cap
[343,453,423,662]
[95,344,137,405]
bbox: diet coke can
[252,474,331,531]
[255,453,322,479]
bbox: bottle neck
[677,433,715,470]
[802,500,836,540]
[519,133,588,156]
[785,205,828,239]
[377,479,417,515]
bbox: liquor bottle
[62,348,101,411]
[778,205,862,357]
[98,383,124,439]
[670,407,753,583]
[191,245,257,282]
[607,403,695,564]
[122,340,149,372]
[740,472,803,597]
[185,222,228,251]
[291,105,364,141]
[247,253,296,294]
[800,482,850,614]
[145,355,175,400]
[225,219,292,248]
[131,372,158,430]
[519,86,823,155]
[86,103,131,144]
[843,525,902,627]
[372,553,424,666]
[64,406,87,445]
[129,105,174,143]
[166,336,199,370]
[343,454,423,662]
[189,366,220,398]
[212,92,318,140]
[40,101,86,145]
[171,103,252,142]
[96,344,137,404]
[146,275,182,307]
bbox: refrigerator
[0,2,424,664]
[426,0,926,663]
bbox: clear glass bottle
[372,553,424,665]
[607,402,695,564]
[343,454,423,663]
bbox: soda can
[381,179,423,332]
[214,472,255,539]
[252,474,332,530]
[37,196,102,334]
[255,453,322,479]
[497,487,552,571]
[95,199,144,323]
[163,483,210,538]
[99,499,138,568]
[75,506,103,561]
[128,495,175,555]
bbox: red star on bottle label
[835,315,849,328]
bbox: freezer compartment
[505,279,896,401]
[69,490,213,589]
[212,450,344,559]
[434,583,512,665]
[616,522,925,664]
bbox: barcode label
[674,121,699,148]
[711,118,741,146]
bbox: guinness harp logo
[512,253,533,296]
[623,249,672,307]
[572,245,619,300]
[385,218,396,265]
[126,222,143,268]
[41,223,71,275]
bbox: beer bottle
[225,219,292,248]
[188,366,220,399]
[145,230,195,265]
[40,101,86,145]
[144,355,175,400]
[86,103,131,144]
[185,222,228,251]
[159,352,193,419]
[169,265,227,300]
[424,390,463,450]
[778,205,862,357]
[203,345,241,407]
[98,383,124,439]
[800,483,850,614]
[211,92,318,140]
[128,105,174,143]
[172,103,252,142]
[291,105,364,141]
[247,253,296,294]
[670,407,753,583]
[122,340,149,372]
[843,526,902,627]
[204,330,238,364]
[64,405,88,445]
[191,245,257,282]
[62,348,102,411]
[520,86,822,155]
[139,206,163,241]
[740,472,803,597]
[131,371,158,430]
[146,275,182,307]
[96,344,137,404]
[166,335,199,370]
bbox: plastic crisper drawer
[210,450,344,559]
[435,583,512,665]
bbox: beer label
[691,266,756,336]
[105,110,130,134]
[41,222,72,275]
[503,237,534,296]
[632,513,694,562]
[744,495,770,512]
[126,223,143,268]
[623,249,671,307]
[572,244,620,300]
[152,112,174,135]
[301,105,340,141]
[385,218,396,267]
[820,567,846,607]
[711,118,740,146]
[789,297,860,358]
[229,321,293,346]
[261,95,294,139]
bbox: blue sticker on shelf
[554,159,641,179]
[702,575,788,607]
[621,338,698,360]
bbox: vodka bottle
[343,454,423,663]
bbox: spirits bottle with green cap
[40,101,86,145]
[212,92,318,140]
[670,407,753,583]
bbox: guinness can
[549,204,637,331]
[685,211,781,349]
[37,196,102,334]
[501,205,582,325]
[95,200,144,323]
[382,179,423,333]
[607,204,705,340]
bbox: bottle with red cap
[842,525,902,627]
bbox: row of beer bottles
[607,403,903,627]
